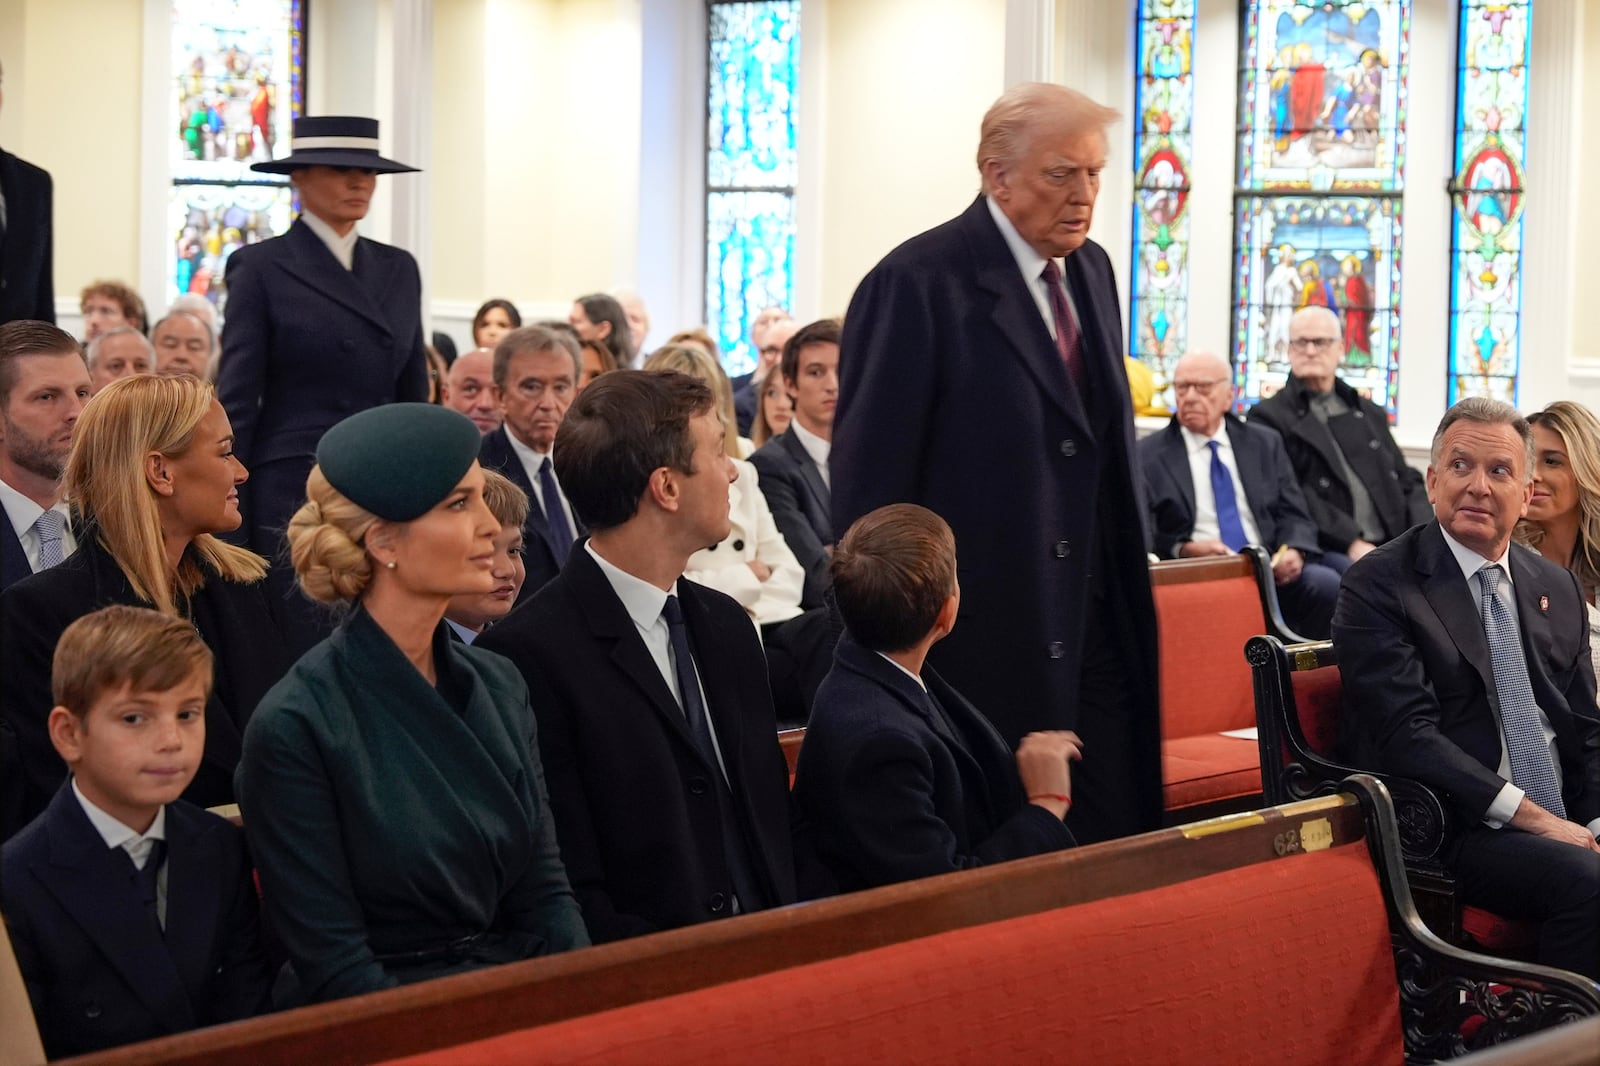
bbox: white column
[793,0,827,321]
[1182,0,1239,362]
[1005,0,1054,88]
[389,0,432,324]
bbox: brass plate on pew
[1293,649,1324,671]
[1299,817,1333,852]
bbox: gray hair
[86,327,155,369]
[976,82,1119,182]
[1289,305,1341,339]
[1430,397,1535,482]
[491,325,582,391]
[151,310,216,352]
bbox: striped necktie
[34,509,66,570]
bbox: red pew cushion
[1161,734,1262,809]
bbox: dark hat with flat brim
[316,405,480,522]
[251,116,420,175]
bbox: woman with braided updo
[236,404,587,1005]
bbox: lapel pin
[1539,595,1549,613]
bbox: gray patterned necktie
[33,509,66,570]
[1475,564,1566,819]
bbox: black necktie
[538,457,573,565]
[124,839,166,934]
[661,594,765,911]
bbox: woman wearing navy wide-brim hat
[216,115,425,653]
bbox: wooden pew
[778,726,804,786]
[1150,546,1303,817]
[1247,635,1538,957]
[56,778,1600,1066]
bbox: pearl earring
[386,561,396,570]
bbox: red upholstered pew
[1150,548,1303,816]
[59,778,1600,1066]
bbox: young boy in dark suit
[1,605,272,1058]
[793,504,1082,892]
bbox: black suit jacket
[1138,414,1322,561]
[0,501,28,594]
[475,547,797,942]
[793,635,1074,892]
[0,530,290,837]
[1,784,272,1058]
[831,196,1161,839]
[1249,375,1430,552]
[749,429,831,609]
[217,219,428,550]
[1332,521,1600,826]
[476,427,582,602]
[0,148,54,325]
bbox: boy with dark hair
[793,503,1081,891]
[1,605,272,1057]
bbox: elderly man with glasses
[1138,349,1343,638]
[1248,306,1430,564]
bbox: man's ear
[981,159,1010,201]
[145,451,174,497]
[47,706,86,765]
[645,466,679,514]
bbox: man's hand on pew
[1017,731,1083,821]
[1509,798,1600,852]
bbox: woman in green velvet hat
[236,403,589,1005]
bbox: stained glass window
[1128,0,1195,412]
[1447,0,1529,406]
[168,0,306,309]
[706,0,798,377]
[1232,0,1410,417]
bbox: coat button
[1054,541,1070,558]
[708,892,728,913]
[706,543,717,551]
[1059,439,1077,457]
[1353,409,1365,419]
[1390,470,1400,480]
[1369,439,1381,450]
[84,1000,102,1019]
[1047,642,1065,659]
[689,776,709,795]
[733,539,745,551]
[1317,476,1330,488]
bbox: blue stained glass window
[707,1,799,377]
[1447,0,1529,406]
[1129,0,1195,412]
[168,0,306,309]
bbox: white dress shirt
[877,652,928,692]
[300,211,358,271]
[72,778,168,928]
[986,195,1082,342]
[787,419,832,491]
[0,476,77,572]
[1177,424,1263,552]
[507,430,579,536]
[585,543,731,782]
[1435,529,1594,834]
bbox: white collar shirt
[0,476,77,572]
[1177,423,1262,552]
[506,429,578,535]
[985,195,1080,342]
[877,652,927,692]
[788,419,831,490]
[300,211,358,271]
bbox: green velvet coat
[236,607,588,1003]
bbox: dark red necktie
[1041,259,1084,392]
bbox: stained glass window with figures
[706,0,799,378]
[1447,0,1529,406]
[1232,0,1410,419]
[1129,0,1195,412]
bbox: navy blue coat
[749,429,832,609]
[1,784,272,1058]
[0,505,28,594]
[0,148,54,326]
[793,635,1075,892]
[831,196,1161,836]
[1137,414,1322,561]
[217,219,428,554]
[477,426,583,603]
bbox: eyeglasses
[1172,379,1228,395]
[1289,337,1340,352]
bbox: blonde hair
[286,466,381,605]
[1517,401,1600,597]
[480,467,529,531]
[644,342,741,456]
[976,82,1119,190]
[750,365,787,448]
[63,374,266,615]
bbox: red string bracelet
[1028,793,1071,808]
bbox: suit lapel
[1157,422,1198,524]
[160,805,221,1000]
[484,430,560,568]
[37,788,196,1033]
[1281,382,1350,491]
[962,198,1092,436]
[274,221,394,336]
[1225,418,1272,538]
[1508,546,1557,684]
[1416,523,1497,700]
[680,581,745,779]
[780,432,830,526]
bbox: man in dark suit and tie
[0,321,88,594]
[1249,307,1430,565]
[476,370,798,942]
[0,61,54,327]
[1138,350,1342,638]
[1333,398,1600,978]
[750,317,838,610]
[476,325,582,601]
[831,83,1160,844]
